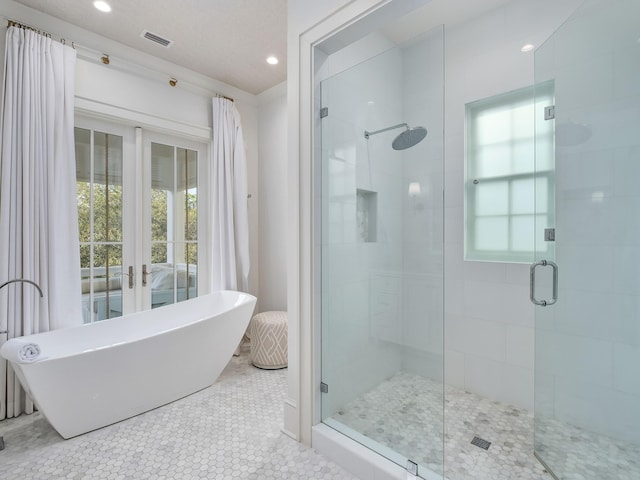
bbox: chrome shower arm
[364,123,408,139]
[0,278,44,297]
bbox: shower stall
[309,0,640,479]
[318,25,445,478]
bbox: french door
[142,131,203,312]
[75,116,208,322]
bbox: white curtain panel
[0,26,81,419]
[210,97,250,292]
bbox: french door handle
[530,260,558,306]
[142,264,151,287]
[123,266,134,289]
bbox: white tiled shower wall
[442,0,582,411]
[534,0,640,443]
[400,28,445,379]
[317,0,638,423]
[318,0,586,414]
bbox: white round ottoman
[250,311,288,369]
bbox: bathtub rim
[0,290,256,365]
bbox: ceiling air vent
[140,30,173,48]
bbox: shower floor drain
[471,436,491,450]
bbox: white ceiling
[9,0,519,96]
[380,0,512,44]
[11,0,287,95]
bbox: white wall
[257,82,288,313]
[0,0,261,302]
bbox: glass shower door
[319,27,444,479]
[533,1,640,478]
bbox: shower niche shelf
[356,189,377,243]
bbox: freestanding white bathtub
[0,290,256,439]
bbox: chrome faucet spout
[0,279,44,297]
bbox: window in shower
[465,82,554,263]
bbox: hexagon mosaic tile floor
[0,352,358,480]
[2,352,636,480]
[331,372,640,480]
[332,372,552,480]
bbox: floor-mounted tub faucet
[0,279,43,335]
[0,278,44,298]
[0,278,43,450]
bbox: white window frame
[464,83,554,263]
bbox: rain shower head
[364,123,428,150]
[392,126,428,150]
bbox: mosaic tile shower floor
[0,352,358,480]
[332,372,639,480]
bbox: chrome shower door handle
[530,260,558,307]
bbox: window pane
[476,108,512,144]
[512,103,534,139]
[474,144,511,178]
[475,217,509,251]
[151,189,169,242]
[92,244,123,321]
[475,182,509,215]
[151,143,174,242]
[177,148,198,242]
[474,140,535,178]
[512,138,535,174]
[80,244,91,270]
[93,132,123,243]
[187,243,198,281]
[177,243,197,303]
[152,242,168,264]
[151,262,175,310]
[512,178,535,214]
[75,128,92,243]
[511,215,535,252]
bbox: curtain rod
[7,19,75,48]
[6,18,235,102]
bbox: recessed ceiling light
[266,56,279,65]
[521,43,535,53]
[93,1,111,13]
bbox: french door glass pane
[91,244,123,320]
[150,142,198,308]
[75,127,124,322]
